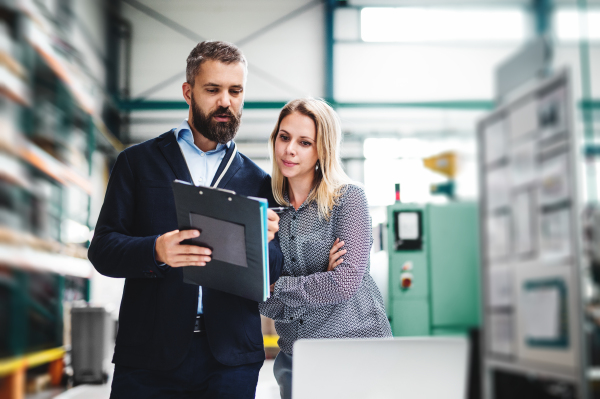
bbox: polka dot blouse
[259,184,392,354]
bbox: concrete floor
[255,360,280,399]
[40,360,280,399]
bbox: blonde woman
[259,98,392,399]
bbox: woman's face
[274,112,319,184]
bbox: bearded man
[88,41,283,399]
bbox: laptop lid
[293,337,468,399]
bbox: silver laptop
[292,337,468,399]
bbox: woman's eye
[279,134,289,141]
[301,141,311,146]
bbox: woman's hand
[328,238,347,271]
[270,283,275,294]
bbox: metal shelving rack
[478,69,591,398]
[0,1,113,397]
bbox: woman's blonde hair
[269,98,352,220]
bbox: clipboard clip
[214,188,236,195]
[173,180,237,196]
[198,188,236,196]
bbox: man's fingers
[267,214,278,242]
[267,223,279,240]
[173,254,212,263]
[177,245,212,256]
[168,254,212,267]
[267,220,279,233]
[267,209,280,238]
[174,229,200,243]
[267,209,280,222]
[171,261,207,268]
[267,210,279,238]
[163,230,179,238]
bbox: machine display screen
[394,211,423,250]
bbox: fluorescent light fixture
[364,138,435,160]
[364,138,400,160]
[555,9,600,41]
[361,7,527,43]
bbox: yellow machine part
[423,151,457,178]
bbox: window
[361,7,528,43]
[363,137,478,206]
[554,8,600,41]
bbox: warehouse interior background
[1,0,600,398]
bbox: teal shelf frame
[117,99,600,112]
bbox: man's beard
[190,93,242,144]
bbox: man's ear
[182,82,192,106]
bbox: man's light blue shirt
[175,120,230,314]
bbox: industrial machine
[387,201,481,337]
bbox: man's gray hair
[186,40,247,86]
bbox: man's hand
[155,229,212,267]
[267,209,280,242]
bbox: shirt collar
[283,187,316,212]
[174,120,231,153]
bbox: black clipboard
[172,180,269,302]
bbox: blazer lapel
[210,142,241,188]
[157,130,193,183]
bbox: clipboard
[172,180,270,302]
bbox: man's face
[186,59,246,144]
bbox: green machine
[387,201,481,337]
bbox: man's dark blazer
[88,130,282,370]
